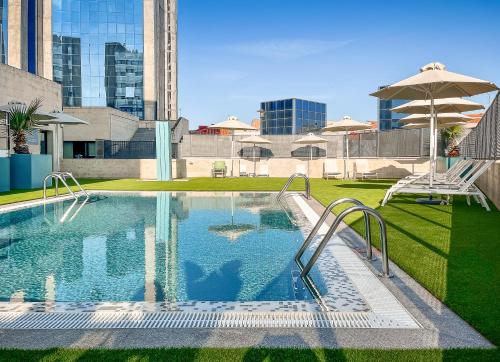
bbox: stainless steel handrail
[300,205,391,278]
[43,172,88,199]
[295,198,373,268]
[277,173,310,200]
[59,172,89,198]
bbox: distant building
[259,98,326,135]
[250,118,260,131]
[191,125,227,135]
[377,86,408,130]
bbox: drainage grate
[0,311,419,330]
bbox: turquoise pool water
[0,192,324,303]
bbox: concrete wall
[181,157,430,178]
[0,62,61,110]
[63,107,139,142]
[61,159,157,179]
[476,161,500,210]
[0,62,62,168]
[61,157,429,180]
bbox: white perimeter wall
[62,157,430,180]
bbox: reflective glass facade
[378,86,408,130]
[260,98,326,135]
[52,0,144,119]
[0,0,7,64]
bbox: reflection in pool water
[0,192,325,303]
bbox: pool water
[0,192,325,303]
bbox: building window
[52,0,144,119]
[260,98,326,135]
[63,141,96,158]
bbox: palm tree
[8,99,43,154]
[441,125,463,157]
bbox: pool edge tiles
[292,195,421,329]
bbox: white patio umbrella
[402,122,468,130]
[0,102,57,120]
[293,133,327,176]
[392,99,483,180]
[399,113,473,124]
[209,116,257,177]
[36,111,89,171]
[391,97,484,114]
[238,135,271,177]
[322,116,372,179]
[371,62,498,192]
[0,104,56,154]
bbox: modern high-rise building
[377,85,408,131]
[1,0,178,121]
[259,98,327,135]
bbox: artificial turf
[0,177,498,357]
[0,347,499,362]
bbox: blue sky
[178,0,500,128]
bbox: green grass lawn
[0,177,498,360]
[0,347,498,362]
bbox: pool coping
[0,191,493,349]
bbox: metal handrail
[301,205,391,278]
[59,172,89,198]
[295,198,373,268]
[277,173,310,200]
[43,172,88,200]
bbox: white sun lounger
[323,159,341,179]
[239,163,248,177]
[355,159,378,179]
[257,164,269,177]
[382,160,493,211]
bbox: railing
[43,172,89,200]
[177,128,435,159]
[103,140,156,159]
[277,173,310,200]
[298,202,391,278]
[295,198,373,264]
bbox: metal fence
[102,140,156,159]
[94,125,448,160]
[178,128,435,159]
[460,92,499,160]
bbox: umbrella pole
[345,130,349,179]
[230,131,234,177]
[429,97,435,188]
[309,145,312,176]
[253,144,256,177]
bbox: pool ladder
[43,172,89,200]
[296,197,392,278]
[277,173,310,200]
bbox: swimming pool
[0,191,419,329]
[0,192,327,303]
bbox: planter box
[10,154,53,189]
[0,157,9,192]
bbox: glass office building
[378,86,408,130]
[52,0,145,119]
[0,0,7,64]
[260,98,327,135]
